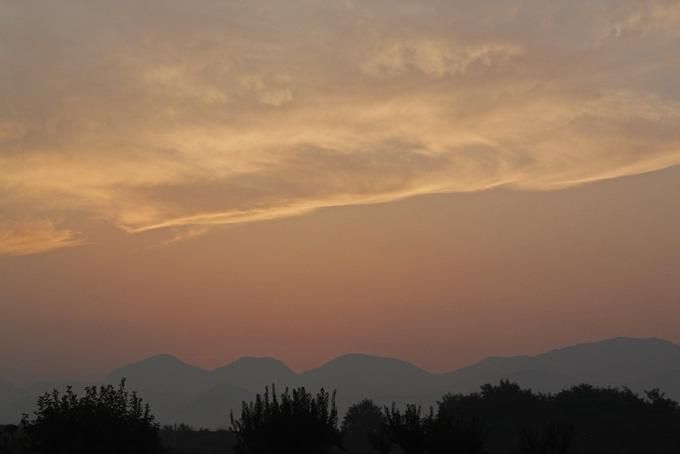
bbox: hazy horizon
[2,333,679,386]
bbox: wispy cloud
[1,0,679,254]
[0,221,82,256]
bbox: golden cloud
[0,221,82,257]
[1,0,679,254]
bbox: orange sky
[1,0,679,384]
[1,166,679,384]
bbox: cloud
[604,2,680,38]
[1,0,679,254]
[358,39,524,78]
[0,221,82,256]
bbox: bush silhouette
[230,385,341,454]
[20,380,162,454]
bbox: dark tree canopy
[380,404,427,454]
[20,380,163,454]
[230,385,341,454]
[368,402,487,454]
[0,425,22,454]
[160,424,233,454]
[424,407,487,454]
[513,423,573,454]
[340,380,680,454]
[342,399,386,454]
[8,379,680,454]
[342,399,385,433]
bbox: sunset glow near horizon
[1,0,679,384]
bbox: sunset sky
[1,0,679,384]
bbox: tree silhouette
[160,424,233,454]
[342,399,386,454]
[20,380,162,454]
[15,378,680,454]
[424,406,487,454]
[0,425,18,454]
[365,399,488,454]
[230,385,341,454]
[514,423,573,454]
[644,388,679,413]
[379,404,427,454]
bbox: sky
[1,0,679,384]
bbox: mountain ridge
[2,337,679,428]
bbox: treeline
[2,380,680,453]
[338,381,680,454]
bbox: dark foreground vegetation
[1,380,679,453]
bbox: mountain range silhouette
[2,337,679,429]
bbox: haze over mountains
[2,337,679,429]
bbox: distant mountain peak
[540,336,680,356]
[141,353,185,363]
[470,337,679,367]
[308,354,431,380]
[318,353,424,369]
[214,356,294,373]
[105,354,207,385]
[573,336,670,346]
[208,356,295,395]
[115,353,198,370]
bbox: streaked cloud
[0,221,82,256]
[1,0,679,254]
